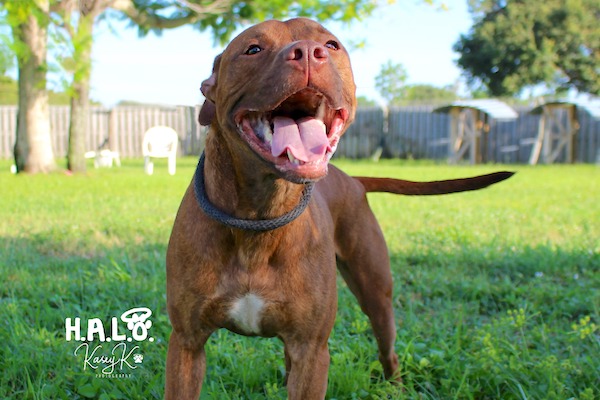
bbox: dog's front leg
[284,339,331,400]
[165,331,209,400]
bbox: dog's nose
[284,40,329,69]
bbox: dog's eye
[245,45,262,55]
[325,40,339,51]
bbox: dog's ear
[200,55,220,101]
[198,54,221,126]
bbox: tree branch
[109,0,208,29]
[77,0,108,17]
[177,0,235,17]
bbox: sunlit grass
[1,157,598,399]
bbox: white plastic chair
[142,126,179,175]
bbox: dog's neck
[196,135,313,231]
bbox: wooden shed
[434,99,518,164]
[528,100,600,164]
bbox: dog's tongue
[272,116,329,162]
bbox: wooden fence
[0,105,208,159]
[1,105,599,163]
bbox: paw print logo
[121,308,153,341]
[133,354,144,364]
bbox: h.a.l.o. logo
[66,307,155,376]
[65,307,154,343]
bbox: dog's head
[200,18,356,183]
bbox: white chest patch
[228,293,265,335]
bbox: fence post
[108,109,118,152]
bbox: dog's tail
[355,171,515,196]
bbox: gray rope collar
[193,152,314,232]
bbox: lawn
[1,157,598,399]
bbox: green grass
[1,157,598,399]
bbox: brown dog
[166,18,512,399]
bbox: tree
[374,60,408,105]
[454,0,600,97]
[4,0,57,173]
[53,1,95,172]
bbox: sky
[87,0,473,107]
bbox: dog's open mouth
[236,89,348,181]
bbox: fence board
[388,106,450,159]
[1,106,16,157]
[335,107,383,159]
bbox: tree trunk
[67,15,94,173]
[13,0,56,173]
[67,80,89,172]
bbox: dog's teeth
[316,100,326,121]
[264,128,273,145]
[256,123,266,140]
[251,117,268,144]
[287,150,301,165]
[262,116,273,144]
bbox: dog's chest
[216,252,278,336]
[227,293,265,335]
[208,233,330,337]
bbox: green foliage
[0,75,77,105]
[356,95,378,107]
[0,75,18,104]
[0,1,74,107]
[0,44,14,74]
[374,61,457,105]
[48,88,75,105]
[0,13,14,75]
[401,83,457,104]
[374,60,408,105]
[0,158,598,399]
[455,0,600,96]
[2,0,51,64]
[42,2,96,102]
